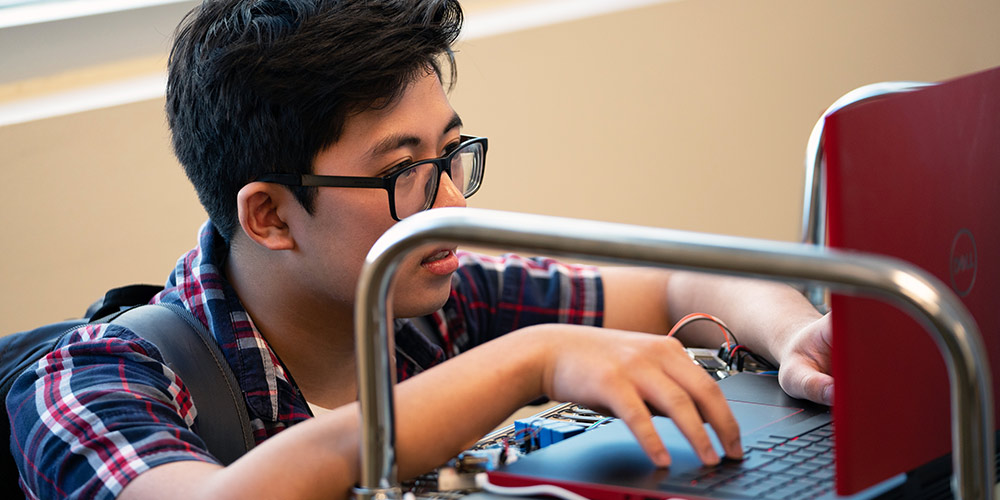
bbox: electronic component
[718,344,778,373]
[687,347,736,380]
[513,418,586,450]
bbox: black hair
[166,0,463,241]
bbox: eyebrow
[367,113,464,159]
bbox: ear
[236,182,296,251]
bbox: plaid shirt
[7,221,603,499]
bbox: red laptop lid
[825,65,1000,494]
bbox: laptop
[825,64,1000,496]
[486,64,1000,499]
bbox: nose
[431,170,467,209]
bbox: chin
[391,280,453,318]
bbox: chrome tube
[800,81,932,247]
[354,207,994,500]
[800,81,932,307]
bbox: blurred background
[1,0,999,333]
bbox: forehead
[342,73,457,150]
[312,72,459,176]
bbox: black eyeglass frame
[255,135,488,221]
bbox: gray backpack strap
[111,304,255,465]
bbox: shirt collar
[160,221,307,423]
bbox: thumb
[780,365,834,406]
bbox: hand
[776,313,834,405]
[531,325,743,467]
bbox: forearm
[122,329,548,500]
[394,328,548,476]
[603,266,821,362]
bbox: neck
[224,240,360,409]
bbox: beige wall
[2,0,999,333]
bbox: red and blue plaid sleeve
[7,323,217,499]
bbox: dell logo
[949,228,977,297]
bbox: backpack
[1,285,254,498]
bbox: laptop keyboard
[661,422,835,500]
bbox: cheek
[315,189,395,248]
[302,192,398,296]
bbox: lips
[420,247,459,276]
[421,249,452,264]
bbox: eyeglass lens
[394,141,483,218]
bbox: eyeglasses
[256,135,487,221]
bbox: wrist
[494,325,561,403]
[768,315,820,366]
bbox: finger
[653,338,742,459]
[817,313,834,345]
[635,368,722,466]
[604,385,672,467]
[665,367,743,459]
[780,362,835,405]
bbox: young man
[7,1,832,498]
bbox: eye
[443,140,462,156]
[381,159,413,177]
[399,165,420,178]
